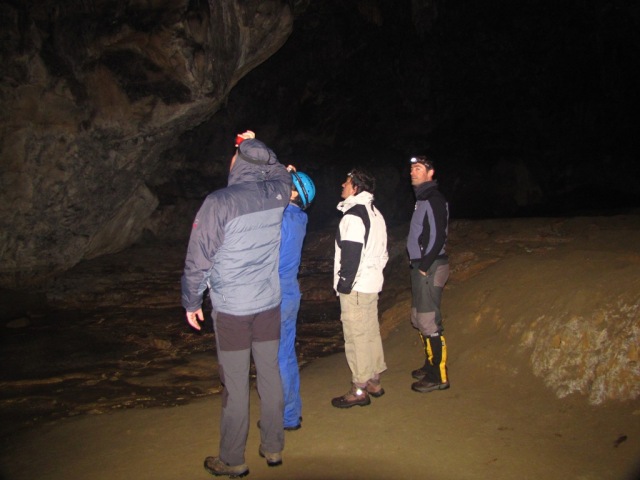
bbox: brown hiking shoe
[258,446,282,467]
[331,384,371,408]
[365,379,385,398]
[411,379,450,393]
[203,456,249,478]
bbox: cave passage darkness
[169,0,640,234]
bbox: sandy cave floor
[1,215,639,480]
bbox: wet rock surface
[0,237,345,438]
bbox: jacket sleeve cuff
[336,278,353,294]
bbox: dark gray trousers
[213,306,284,466]
[410,258,449,336]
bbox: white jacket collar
[337,191,374,213]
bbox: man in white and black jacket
[407,155,451,393]
[332,167,389,408]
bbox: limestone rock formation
[0,0,293,288]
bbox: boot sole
[204,458,249,478]
[411,382,450,393]
[331,398,372,408]
[205,469,249,479]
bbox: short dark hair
[410,155,434,170]
[347,167,376,194]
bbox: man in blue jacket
[406,155,451,393]
[278,169,315,431]
[181,132,291,477]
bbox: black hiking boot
[411,379,450,393]
[411,367,429,380]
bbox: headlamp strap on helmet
[291,171,309,207]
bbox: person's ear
[290,190,299,201]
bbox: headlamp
[410,156,433,170]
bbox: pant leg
[361,292,387,382]
[410,259,449,336]
[410,259,450,383]
[252,306,285,454]
[339,291,387,385]
[423,334,448,383]
[279,296,302,428]
[213,311,252,466]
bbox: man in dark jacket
[406,155,451,393]
[181,132,291,477]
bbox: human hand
[186,308,204,330]
[286,165,297,172]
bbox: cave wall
[0,0,293,288]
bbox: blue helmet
[291,171,316,209]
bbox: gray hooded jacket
[181,139,291,315]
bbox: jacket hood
[228,139,280,186]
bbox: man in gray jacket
[181,133,291,477]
